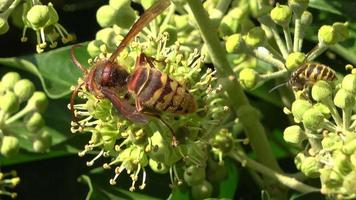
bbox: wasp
[70,0,196,144]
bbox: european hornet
[70,0,196,145]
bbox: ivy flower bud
[210,129,234,153]
[342,136,356,155]
[225,33,245,53]
[109,0,130,10]
[0,136,20,157]
[27,91,48,113]
[301,11,313,27]
[291,99,312,122]
[322,133,343,150]
[245,27,266,48]
[313,103,330,118]
[333,88,355,109]
[191,180,213,200]
[332,22,349,43]
[1,72,20,90]
[283,125,305,144]
[0,17,9,35]
[26,5,50,29]
[342,171,356,195]
[320,168,342,189]
[33,130,52,153]
[332,150,352,175]
[270,4,292,27]
[311,80,332,102]
[87,40,105,57]
[148,159,168,174]
[341,74,356,94]
[294,152,305,169]
[318,25,337,45]
[174,14,190,30]
[300,156,320,177]
[239,68,258,89]
[45,3,59,26]
[115,5,136,29]
[184,165,206,186]
[25,112,45,133]
[0,91,19,114]
[14,79,35,102]
[96,5,117,28]
[302,108,324,130]
[285,52,306,70]
[147,131,171,163]
[288,0,309,17]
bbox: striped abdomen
[128,67,196,114]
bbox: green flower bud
[270,4,292,27]
[311,80,333,102]
[147,131,171,163]
[27,91,48,113]
[321,133,343,150]
[0,81,5,94]
[245,27,266,48]
[141,0,155,10]
[291,99,312,122]
[148,159,169,174]
[301,11,313,27]
[302,108,324,130]
[25,112,45,133]
[332,22,349,43]
[26,5,50,29]
[184,165,206,186]
[0,17,9,35]
[333,88,355,109]
[350,154,356,167]
[109,0,130,10]
[313,103,330,118]
[87,40,105,57]
[33,130,52,153]
[174,14,190,30]
[45,3,59,26]
[96,5,117,28]
[191,180,213,200]
[333,150,352,175]
[320,168,343,188]
[283,125,305,144]
[225,33,245,53]
[285,52,306,70]
[0,91,19,114]
[210,129,234,153]
[342,136,356,155]
[341,74,356,94]
[0,136,19,157]
[318,25,337,45]
[162,25,177,46]
[342,171,356,194]
[288,0,309,17]
[300,156,320,177]
[1,72,20,90]
[13,79,35,102]
[115,5,136,29]
[294,152,305,170]
[239,68,258,89]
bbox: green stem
[343,107,352,132]
[323,98,343,128]
[251,49,285,70]
[229,149,320,193]
[306,43,328,61]
[293,17,302,52]
[329,44,356,66]
[260,69,288,81]
[5,105,32,125]
[304,129,322,154]
[0,0,21,19]
[264,43,285,61]
[186,0,281,171]
[270,26,288,58]
[283,26,293,53]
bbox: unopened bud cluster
[0,72,51,156]
[0,170,20,199]
[284,68,356,198]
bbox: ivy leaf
[0,44,89,99]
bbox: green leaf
[168,188,190,200]
[309,0,343,16]
[0,44,89,99]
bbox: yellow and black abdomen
[128,67,196,114]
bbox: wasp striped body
[128,57,196,114]
[289,63,336,91]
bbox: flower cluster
[0,72,51,156]
[0,170,20,199]
[283,67,356,198]
[0,0,74,53]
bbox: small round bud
[320,168,342,188]
[1,72,20,90]
[87,40,105,57]
[245,27,266,48]
[115,6,136,29]
[313,103,330,118]
[27,91,48,113]
[318,25,337,45]
[95,27,118,50]
[239,68,258,89]
[285,52,305,70]
[342,136,356,155]
[301,11,313,27]
[311,80,333,102]
[96,5,117,28]
[210,129,234,153]
[333,88,355,109]
[26,5,50,29]
[162,25,177,46]
[300,156,320,177]
[0,17,9,35]
[174,14,190,30]
[45,3,59,26]
[141,0,155,9]
[109,0,130,10]
[14,79,35,102]
[332,150,352,175]
[343,171,356,194]
[184,165,206,186]
[33,130,52,152]
[0,136,20,157]
[148,159,168,174]
[288,0,309,17]
[191,180,213,200]
[270,4,292,27]
[322,133,343,150]
[294,152,305,170]
[302,108,324,130]
[291,99,312,122]
[341,74,356,94]
[0,91,19,114]
[147,131,171,163]
[26,112,45,133]
[283,125,305,144]
[332,22,349,43]
[225,33,244,53]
